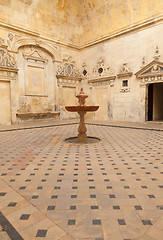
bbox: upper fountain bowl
[65,106,99,112]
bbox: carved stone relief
[0,37,18,78]
[56,55,82,87]
[88,58,116,86]
[56,55,81,77]
[117,63,133,78]
[117,63,132,93]
[0,42,17,69]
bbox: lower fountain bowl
[65,136,100,144]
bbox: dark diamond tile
[90,195,96,198]
[73,179,78,182]
[32,195,38,199]
[68,219,76,225]
[104,179,109,182]
[70,206,76,210]
[129,195,135,198]
[113,206,120,210]
[8,202,17,207]
[141,186,148,189]
[151,178,157,181]
[118,219,126,225]
[148,195,155,198]
[92,219,101,225]
[142,220,152,225]
[0,192,7,196]
[20,214,30,220]
[134,205,143,210]
[57,180,62,182]
[47,206,55,210]
[36,229,47,237]
[71,195,77,198]
[91,206,99,209]
[109,194,116,198]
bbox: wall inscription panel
[27,66,45,95]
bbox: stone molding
[23,48,48,63]
[0,67,18,81]
[56,75,82,87]
[11,37,61,61]
[88,76,116,86]
[135,60,163,85]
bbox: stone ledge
[16,112,60,120]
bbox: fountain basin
[65,106,99,112]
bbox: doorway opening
[147,82,163,121]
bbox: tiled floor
[0,122,163,240]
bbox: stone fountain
[65,88,99,143]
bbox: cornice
[79,15,163,49]
[0,15,162,50]
[56,75,82,81]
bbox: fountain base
[78,133,87,143]
[65,136,100,144]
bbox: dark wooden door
[148,84,153,121]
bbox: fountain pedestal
[65,88,99,143]
[78,111,87,143]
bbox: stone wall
[79,22,163,122]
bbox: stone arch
[12,38,61,61]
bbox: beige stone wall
[0,81,11,125]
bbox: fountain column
[78,111,87,143]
